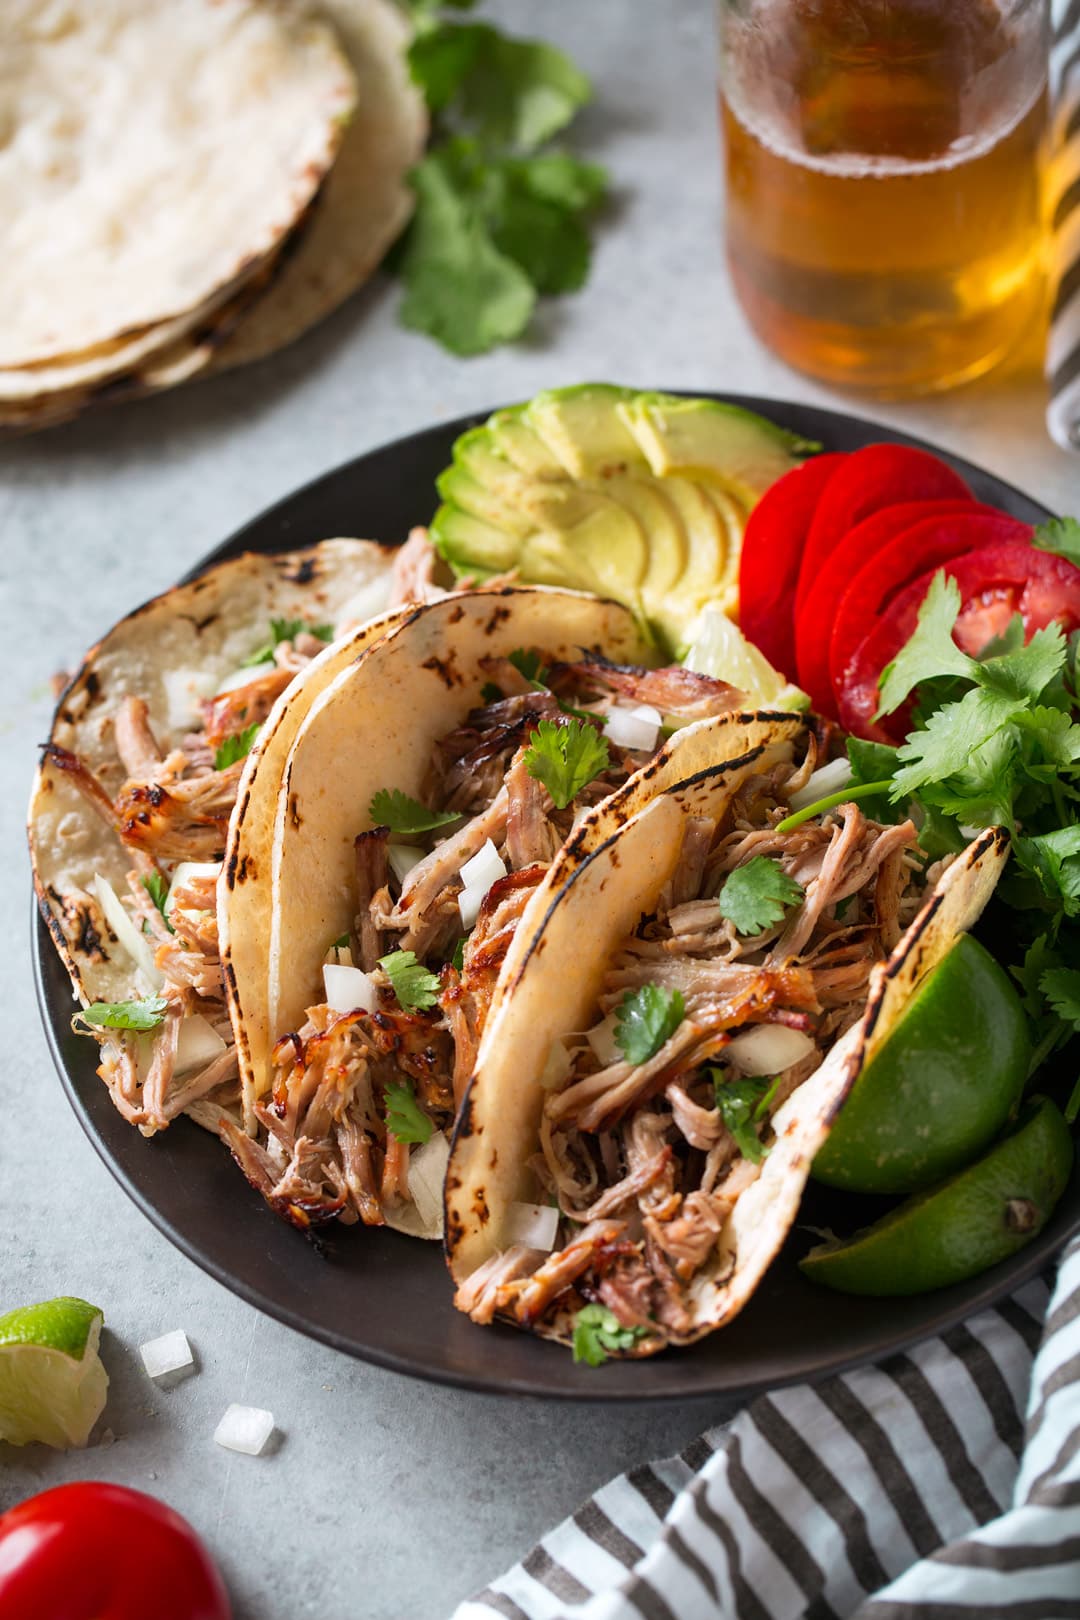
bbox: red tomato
[738,452,845,676]
[837,542,1080,742]
[794,498,978,716]
[0,1483,231,1620]
[793,444,973,616]
[826,510,1033,712]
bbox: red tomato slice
[738,451,846,676]
[794,444,973,616]
[0,1482,231,1620]
[795,499,978,716]
[837,542,1080,742]
[827,511,1034,714]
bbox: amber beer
[720,0,1049,394]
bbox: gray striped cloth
[1049,0,1080,447]
[452,1234,1080,1619]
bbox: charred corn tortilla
[29,538,397,1136]
[445,712,1009,1354]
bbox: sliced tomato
[794,444,973,616]
[795,499,978,715]
[738,451,846,676]
[827,510,1033,713]
[837,542,1080,742]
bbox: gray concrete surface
[2,2,1077,1615]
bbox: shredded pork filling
[457,758,924,1350]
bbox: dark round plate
[34,394,1080,1401]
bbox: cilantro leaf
[508,647,547,683]
[214,722,260,770]
[920,728,1017,830]
[242,617,332,667]
[614,985,685,1065]
[572,1304,649,1366]
[369,788,460,836]
[379,949,441,1011]
[1013,827,1080,917]
[410,23,590,150]
[384,1081,434,1145]
[711,1073,778,1164]
[141,872,175,933]
[523,716,609,809]
[1033,516,1080,567]
[890,686,1023,800]
[399,142,537,356]
[717,856,805,936]
[1040,966,1080,1028]
[451,935,467,972]
[76,996,168,1032]
[978,614,1026,660]
[480,681,503,704]
[981,623,1067,703]
[877,573,978,718]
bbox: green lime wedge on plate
[0,1296,108,1448]
[812,934,1031,1195]
[802,1095,1073,1296]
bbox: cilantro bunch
[846,559,1080,1073]
[393,0,607,354]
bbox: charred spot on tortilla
[281,557,318,586]
[72,900,105,960]
[472,1190,489,1225]
[420,653,458,689]
[448,603,466,624]
[289,793,302,831]
[483,603,513,634]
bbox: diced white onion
[460,838,506,890]
[93,874,162,990]
[175,1014,227,1076]
[322,964,378,1014]
[214,665,267,696]
[139,1329,195,1383]
[214,1404,275,1456]
[787,758,852,812]
[726,1024,816,1075]
[586,1012,620,1066]
[335,581,394,631]
[503,1201,560,1252]
[604,702,662,752]
[408,1131,450,1236]
[162,669,216,732]
[165,860,222,916]
[540,1040,571,1090]
[388,843,425,885]
[457,881,486,930]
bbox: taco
[216,586,761,1238]
[444,717,1009,1356]
[29,536,409,1142]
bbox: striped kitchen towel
[1048,0,1080,447]
[453,1234,1080,1619]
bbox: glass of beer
[719,0,1049,395]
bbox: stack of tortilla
[2,0,426,433]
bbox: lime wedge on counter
[801,1096,1073,1296]
[0,1296,108,1448]
[812,934,1031,1195]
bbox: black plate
[34,394,1080,1401]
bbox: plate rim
[33,390,1080,1401]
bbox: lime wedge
[683,603,807,709]
[0,1296,108,1448]
[801,1096,1073,1296]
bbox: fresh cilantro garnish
[392,4,605,356]
[141,872,174,933]
[1034,516,1080,567]
[523,716,609,808]
[75,996,168,1032]
[385,1080,434,1145]
[480,681,504,704]
[717,857,804,936]
[451,935,467,971]
[572,1305,649,1366]
[876,573,978,718]
[508,647,547,684]
[379,949,441,1011]
[368,788,460,835]
[1040,967,1080,1027]
[214,722,260,770]
[242,617,332,666]
[613,984,685,1065]
[331,933,350,950]
[711,1073,779,1164]
[1065,1075,1080,1126]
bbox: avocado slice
[429,384,815,650]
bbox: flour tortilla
[1,0,356,370]
[445,722,1009,1351]
[29,539,396,1015]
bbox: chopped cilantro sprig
[379,949,441,1011]
[75,997,168,1033]
[369,788,460,836]
[214,722,260,770]
[385,1080,434,1145]
[717,857,805,936]
[572,1305,649,1366]
[711,1073,779,1165]
[523,717,609,809]
[614,984,685,1065]
[242,617,332,667]
[141,872,174,933]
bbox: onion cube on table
[214,1404,275,1456]
[140,1329,195,1385]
